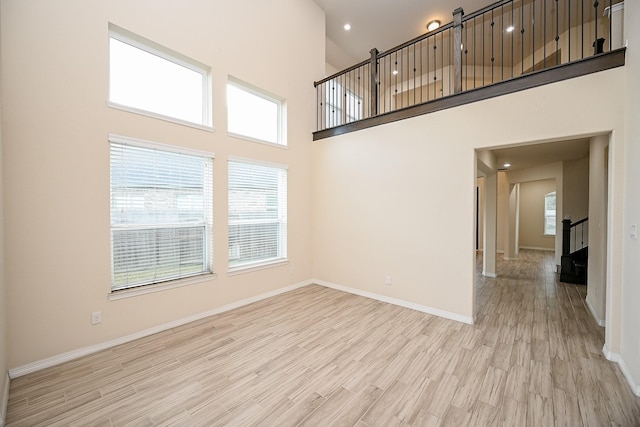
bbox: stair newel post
[562,218,571,256]
[560,218,573,281]
[453,7,464,94]
[369,48,379,117]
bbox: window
[544,191,557,236]
[325,81,362,128]
[228,159,287,271]
[227,77,285,145]
[110,136,213,291]
[109,24,211,127]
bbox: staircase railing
[572,217,588,253]
[560,216,589,284]
[314,0,624,133]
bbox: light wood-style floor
[6,250,640,426]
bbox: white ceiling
[490,139,590,171]
[313,0,490,69]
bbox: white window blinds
[228,159,287,270]
[110,137,213,290]
[544,191,557,236]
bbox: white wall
[476,177,484,249]
[313,68,625,323]
[505,162,564,266]
[1,0,325,369]
[618,0,640,395]
[563,155,589,223]
[518,179,556,251]
[497,172,509,253]
[0,6,7,418]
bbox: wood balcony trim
[313,48,625,141]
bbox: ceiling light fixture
[392,70,398,75]
[503,163,511,168]
[506,25,515,33]
[344,23,351,31]
[427,20,441,32]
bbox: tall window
[544,191,557,236]
[110,136,214,291]
[325,81,362,128]
[228,159,287,271]
[109,24,211,127]
[227,77,285,145]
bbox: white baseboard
[313,279,474,325]
[482,271,497,278]
[8,280,313,379]
[603,345,640,397]
[585,296,606,327]
[0,373,8,427]
[518,246,554,251]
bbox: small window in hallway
[544,191,556,236]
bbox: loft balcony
[313,0,625,140]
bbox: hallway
[475,249,640,425]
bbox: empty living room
[0,0,639,425]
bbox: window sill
[108,272,217,300]
[228,132,287,149]
[228,259,288,276]
[107,101,215,133]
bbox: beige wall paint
[0,6,7,416]
[587,135,608,325]
[505,162,564,266]
[312,68,625,322]
[497,172,509,254]
[476,177,484,249]
[563,155,590,223]
[620,0,640,392]
[1,0,324,368]
[518,179,556,250]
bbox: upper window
[227,77,285,146]
[110,136,214,291]
[544,191,557,236]
[109,24,211,127]
[325,81,362,128]
[228,159,287,271]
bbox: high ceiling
[313,0,597,171]
[313,0,492,69]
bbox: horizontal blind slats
[228,161,287,268]
[110,140,213,290]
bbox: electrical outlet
[385,275,392,285]
[91,311,102,325]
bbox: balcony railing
[314,0,625,136]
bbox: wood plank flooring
[6,250,640,426]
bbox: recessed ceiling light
[344,23,351,31]
[506,25,515,33]
[392,70,398,75]
[504,163,511,168]
[427,20,441,32]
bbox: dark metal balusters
[521,0,525,74]
[313,0,623,132]
[532,0,535,72]
[491,10,495,83]
[594,0,599,53]
[555,0,560,65]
